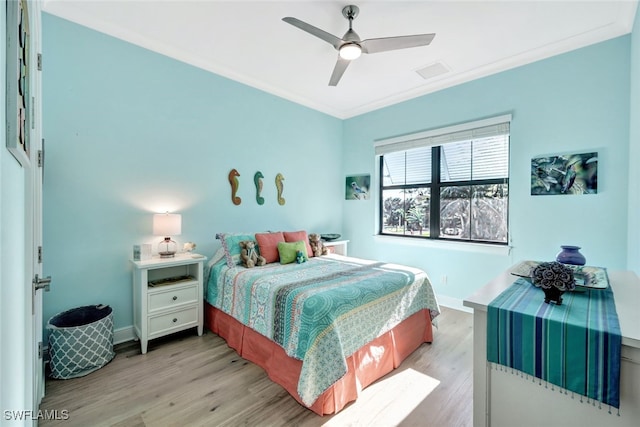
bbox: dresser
[463,269,640,427]
[131,254,206,354]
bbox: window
[377,116,510,244]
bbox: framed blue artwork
[346,174,370,200]
[531,152,597,195]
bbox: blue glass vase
[555,245,586,266]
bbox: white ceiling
[42,0,638,119]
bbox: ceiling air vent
[416,62,449,80]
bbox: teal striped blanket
[206,255,439,405]
[487,277,621,408]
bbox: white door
[3,0,46,421]
[30,0,47,413]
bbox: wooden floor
[39,307,473,427]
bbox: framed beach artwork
[6,0,32,167]
[531,152,598,196]
[345,174,370,200]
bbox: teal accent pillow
[277,241,308,265]
[216,233,258,268]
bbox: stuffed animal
[308,233,329,257]
[296,250,306,264]
[239,240,266,268]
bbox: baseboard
[113,326,136,345]
[436,295,473,313]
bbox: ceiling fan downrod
[340,5,361,47]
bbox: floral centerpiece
[531,261,576,305]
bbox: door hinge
[38,246,42,263]
[37,150,43,168]
[37,53,42,71]
[38,342,44,359]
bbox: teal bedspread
[487,277,621,408]
[206,255,440,405]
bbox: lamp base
[158,251,176,258]
[158,237,177,258]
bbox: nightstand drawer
[148,307,198,336]
[148,284,198,312]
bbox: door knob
[33,274,52,292]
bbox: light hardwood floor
[39,307,473,427]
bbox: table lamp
[153,212,181,257]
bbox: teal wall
[628,5,640,273]
[42,15,343,332]
[42,13,636,331]
[342,36,631,302]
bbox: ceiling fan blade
[361,33,435,54]
[329,57,350,86]
[282,17,343,49]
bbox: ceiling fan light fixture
[339,43,361,60]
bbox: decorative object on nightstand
[130,254,207,354]
[183,242,196,253]
[320,233,341,241]
[153,212,181,257]
[133,244,152,261]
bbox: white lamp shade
[153,213,182,236]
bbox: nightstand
[323,239,349,256]
[130,254,207,354]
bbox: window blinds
[374,114,511,156]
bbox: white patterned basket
[47,305,115,379]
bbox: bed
[204,236,440,415]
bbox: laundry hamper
[47,305,115,379]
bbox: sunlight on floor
[323,368,440,426]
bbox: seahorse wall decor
[275,173,286,206]
[254,171,265,205]
[228,169,241,205]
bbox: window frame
[377,117,510,246]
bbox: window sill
[374,234,512,256]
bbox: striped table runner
[487,277,621,408]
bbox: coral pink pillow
[255,232,285,263]
[283,230,314,258]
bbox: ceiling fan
[283,5,435,86]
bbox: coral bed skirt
[205,303,433,415]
